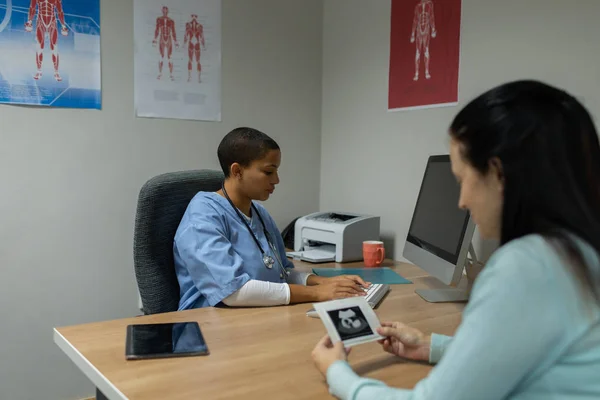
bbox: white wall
[320,0,600,261]
[0,0,323,398]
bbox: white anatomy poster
[134,0,221,121]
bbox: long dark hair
[449,80,600,301]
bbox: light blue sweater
[327,234,600,399]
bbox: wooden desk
[54,260,464,400]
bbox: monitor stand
[415,287,470,303]
[416,244,484,303]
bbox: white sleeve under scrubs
[173,191,301,310]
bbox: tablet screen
[125,322,209,360]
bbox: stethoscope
[221,184,290,280]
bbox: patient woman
[311,80,600,399]
[174,127,370,310]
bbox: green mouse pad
[311,267,412,284]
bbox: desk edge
[53,328,128,400]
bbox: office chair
[133,169,224,315]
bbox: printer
[287,211,380,263]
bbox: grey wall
[0,0,323,399]
[320,0,600,261]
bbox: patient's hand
[376,322,431,362]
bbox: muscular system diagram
[153,6,179,81]
[410,0,436,81]
[25,0,69,82]
[183,13,205,83]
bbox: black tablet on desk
[125,321,209,360]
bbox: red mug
[363,241,385,267]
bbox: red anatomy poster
[388,0,461,111]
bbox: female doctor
[174,127,370,310]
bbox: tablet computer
[125,321,209,360]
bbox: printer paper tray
[286,250,335,263]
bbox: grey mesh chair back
[133,169,224,314]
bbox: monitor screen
[406,155,470,264]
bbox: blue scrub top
[173,192,295,310]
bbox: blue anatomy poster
[0,0,101,109]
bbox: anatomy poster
[0,0,101,109]
[134,0,221,121]
[388,0,461,111]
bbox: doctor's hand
[376,322,430,362]
[312,278,368,301]
[307,274,370,288]
[327,275,370,288]
[312,335,351,377]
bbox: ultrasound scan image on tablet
[314,297,384,347]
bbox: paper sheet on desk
[312,267,412,284]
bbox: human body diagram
[25,0,69,82]
[152,7,207,84]
[183,14,205,82]
[410,0,436,81]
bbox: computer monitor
[402,155,476,303]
